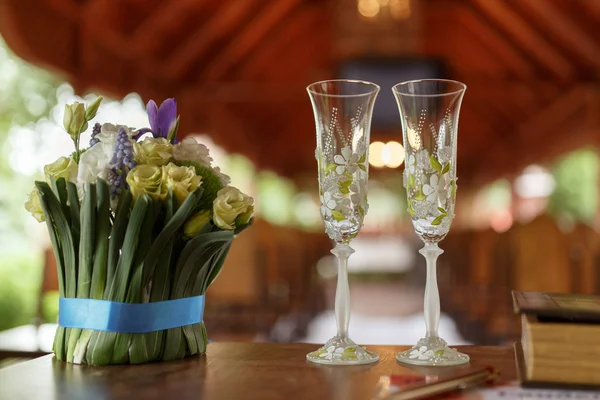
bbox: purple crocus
[146,98,178,140]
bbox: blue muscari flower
[107,128,137,199]
[89,123,101,147]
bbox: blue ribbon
[58,295,205,333]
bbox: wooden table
[0,343,516,400]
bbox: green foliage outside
[0,37,60,330]
[548,148,599,224]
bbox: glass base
[396,337,469,366]
[306,336,379,366]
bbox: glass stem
[420,243,443,339]
[331,243,354,339]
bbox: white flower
[416,149,432,171]
[438,146,453,164]
[213,186,254,230]
[407,154,416,175]
[350,178,367,209]
[409,346,435,360]
[77,140,114,186]
[173,138,212,166]
[319,346,344,360]
[422,174,447,205]
[334,146,359,175]
[213,166,231,186]
[96,123,134,145]
[413,199,435,219]
[320,191,337,217]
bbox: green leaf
[414,189,426,201]
[450,179,457,198]
[325,163,337,175]
[441,162,450,174]
[338,182,350,194]
[344,170,353,180]
[49,177,70,224]
[435,349,444,356]
[77,183,95,299]
[430,156,443,173]
[105,191,132,297]
[431,215,446,226]
[90,181,110,300]
[331,210,345,221]
[142,187,204,287]
[36,182,76,299]
[407,200,415,217]
[358,163,367,172]
[66,182,80,248]
[437,207,447,215]
[408,174,415,189]
[358,205,365,218]
[358,153,367,164]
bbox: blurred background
[1,0,600,362]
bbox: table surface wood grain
[0,343,516,400]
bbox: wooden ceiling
[1,0,599,187]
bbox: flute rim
[392,79,467,98]
[307,79,380,98]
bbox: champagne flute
[306,79,379,365]
[393,79,469,366]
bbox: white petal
[351,194,359,204]
[319,352,329,358]
[324,192,332,202]
[409,354,418,359]
[334,347,344,354]
[341,146,352,161]
[409,165,415,174]
[419,346,427,352]
[424,350,435,357]
[418,355,429,360]
[350,184,358,192]
[409,154,416,164]
[427,192,438,204]
[347,165,358,174]
[410,350,420,356]
[326,200,337,209]
[334,155,345,165]
[349,153,359,164]
[422,184,434,196]
[430,174,439,187]
[326,346,335,353]
[336,166,345,175]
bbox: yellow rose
[213,187,254,230]
[25,187,45,222]
[183,210,212,238]
[43,156,78,183]
[161,163,202,204]
[126,164,164,201]
[134,137,173,166]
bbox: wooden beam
[130,0,200,56]
[579,0,600,20]
[518,0,600,69]
[239,8,320,79]
[518,85,587,139]
[168,1,258,80]
[470,0,574,80]
[204,0,301,80]
[457,6,534,79]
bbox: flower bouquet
[25,97,253,365]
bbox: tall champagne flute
[306,79,379,365]
[393,79,469,366]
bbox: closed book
[512,290,600,387]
